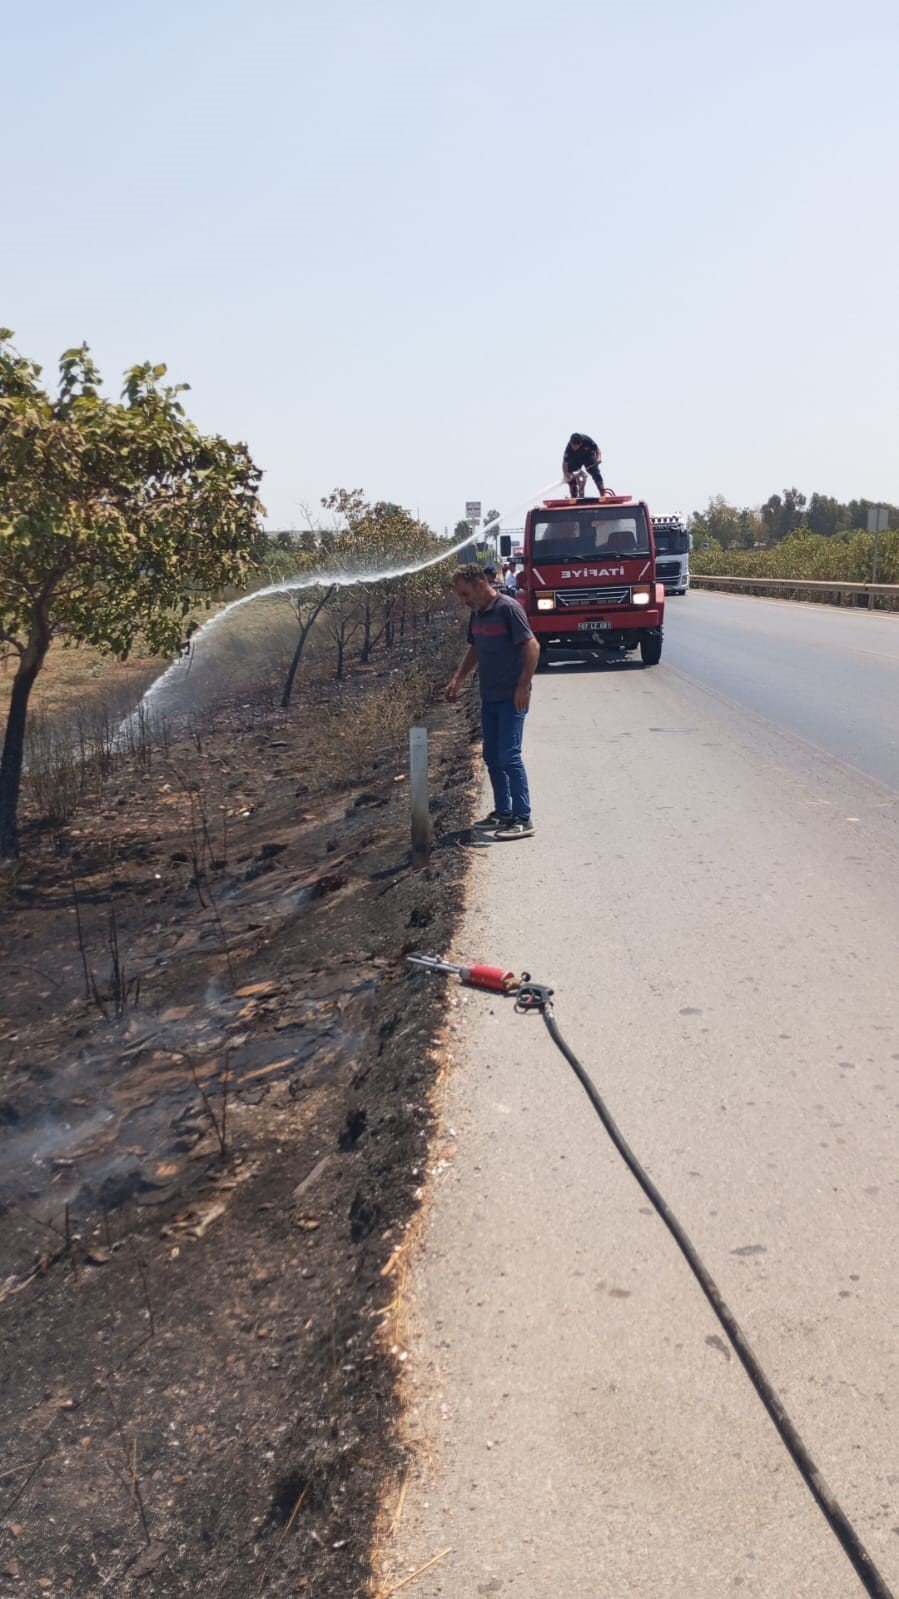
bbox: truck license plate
[578,619,611,631]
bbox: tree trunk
[335,633,346,680]
[0,609,51,858]
[280,588,334,710]
[384,597,398,651]
[360,597,372,663]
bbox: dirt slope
[0,637,477,1598]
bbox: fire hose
[407,953,895,1599]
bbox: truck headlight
[536,594,555,611]
[631,586,651,606]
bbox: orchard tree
[0,332,263,856]
[321,489,446,661]
[323,589,364,680]
[279,573,336,708]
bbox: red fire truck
[504,494,665,669]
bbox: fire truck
[652,514,692,595]
[502,494,665,668]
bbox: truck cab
[652,515,692,595]
[513,495,665,667]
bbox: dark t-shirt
[467,592,534,702]
[563,434,600,471]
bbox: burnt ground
[0,624,479,1598]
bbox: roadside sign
[465,501,481,524]
[868,505,889,591]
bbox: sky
[3,0,898,534]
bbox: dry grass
[310,640,458,792]
[2,599,300,840]
[1,641,164,721]
[0,587,306,726]
[8,595,458,851]
[20,699,166,834]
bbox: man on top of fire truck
[562,432,604,499]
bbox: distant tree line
[690,489,899,550]
[689,490,899,587]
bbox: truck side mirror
[499,534,512,558]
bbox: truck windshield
[532,508,650,560]
[654,528,690,555]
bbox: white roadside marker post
[409,726,431,867]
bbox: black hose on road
[521,986,895,1599]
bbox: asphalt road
[387,595,899,1599]
[665,590,899,792]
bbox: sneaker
[474,809,512,830]
[493,815,535,840]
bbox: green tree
[761,487,806,542]
[845,498,899,532]
[760,493,782,540]
[690,496,761,549]
[322,489,446,661]
[0,332,263,856]
[805,493,841,538]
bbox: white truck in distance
[652,515,692,595]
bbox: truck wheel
[536,644,549,673]
[640,630,663,666]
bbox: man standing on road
[563,431,604,498]
[445,564,539,840]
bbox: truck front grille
[656,561,681,578]
[556,586,630,608]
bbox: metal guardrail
[691,575,899,609]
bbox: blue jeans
[481,700,531,819]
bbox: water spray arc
[135,479,565,720]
